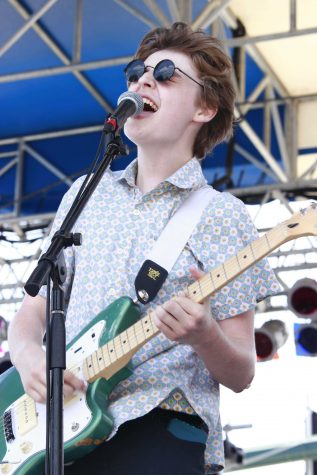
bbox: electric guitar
[1,205,317,474]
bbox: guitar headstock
[283,203,317,238]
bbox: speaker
[288,278,317,320]
[255,320,288,361]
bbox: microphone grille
[117,91,143,116]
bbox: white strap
[147,186,218,272]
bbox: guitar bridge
[4,410,15,443]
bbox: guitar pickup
[15,394,37,437]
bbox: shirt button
[133,209,140,216]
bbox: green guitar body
[0,296,140,475]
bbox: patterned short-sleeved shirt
[40,157,280,473]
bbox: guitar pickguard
[1,321,106,475]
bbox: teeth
[142,97,158,112]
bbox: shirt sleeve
[38,176,86,303]
[188,191,281,320]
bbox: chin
[124,123,147,145]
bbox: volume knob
[1,464,13,474]
[20,441,33,454]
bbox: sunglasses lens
[154,59,175,81]
[124,59,145,82]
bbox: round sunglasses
[124,59,204,88]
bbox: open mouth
[142,97,158,112]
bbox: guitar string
[0,222,297,433]
[0,315,160,431]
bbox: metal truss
[0,212,54,314]
[1,0,317,320]
[1,199,317,320]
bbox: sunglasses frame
[124,59,204,88]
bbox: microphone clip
[103,116,118,134]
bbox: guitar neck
[186,220,288,304]
[83,311,158,382]
[83,214,311,383]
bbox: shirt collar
[114,159,138,187]
[115,157,207,191]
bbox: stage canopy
[1,0,317,220]
[1,0,317,311]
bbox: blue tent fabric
[0,0,284,217]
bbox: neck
[135,145,193,193]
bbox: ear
[193,105,218,124]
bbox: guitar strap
[134,186,218,304]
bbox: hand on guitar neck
[154,266,255,393]
[154,266,213,347]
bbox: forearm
[194,312,256,392]
[8,294,46,368]
[193,322,256,393]
[154,281,256,393]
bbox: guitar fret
[106,340,117,363]
[271,226,285,249]
[82,358,89,380]
[197,278,204,298]
[149,311,157,334]
[250,240,256,261]
[253,236,268,260]
[85,355,95,379]
[102,345,111,367]
[119,330,131,352]
[113,335,124,358]
[210,265,226,289]
[141,315,154,339]
[148,315,156,336]
[254,231,278,261]
[209,272,215,292]
[237,245,254,270]
[126,325,137,349]
[96,347,105,368]
[133,320,143,344]
[223,264,228,281]
[235,253,242,271]
[91,351,100,375]
[187,282,201,301]
[264,233,271,252]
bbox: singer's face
[124,49,207,151]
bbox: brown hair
[134,22,235,159]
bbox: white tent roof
[230,0,317,177]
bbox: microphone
[104,91,143,133]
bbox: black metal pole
[23,133,128,475]
[49,272,66,475]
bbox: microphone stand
[24,131,128,475]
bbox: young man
[8,23,279,474]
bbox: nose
[130,68,156,92]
